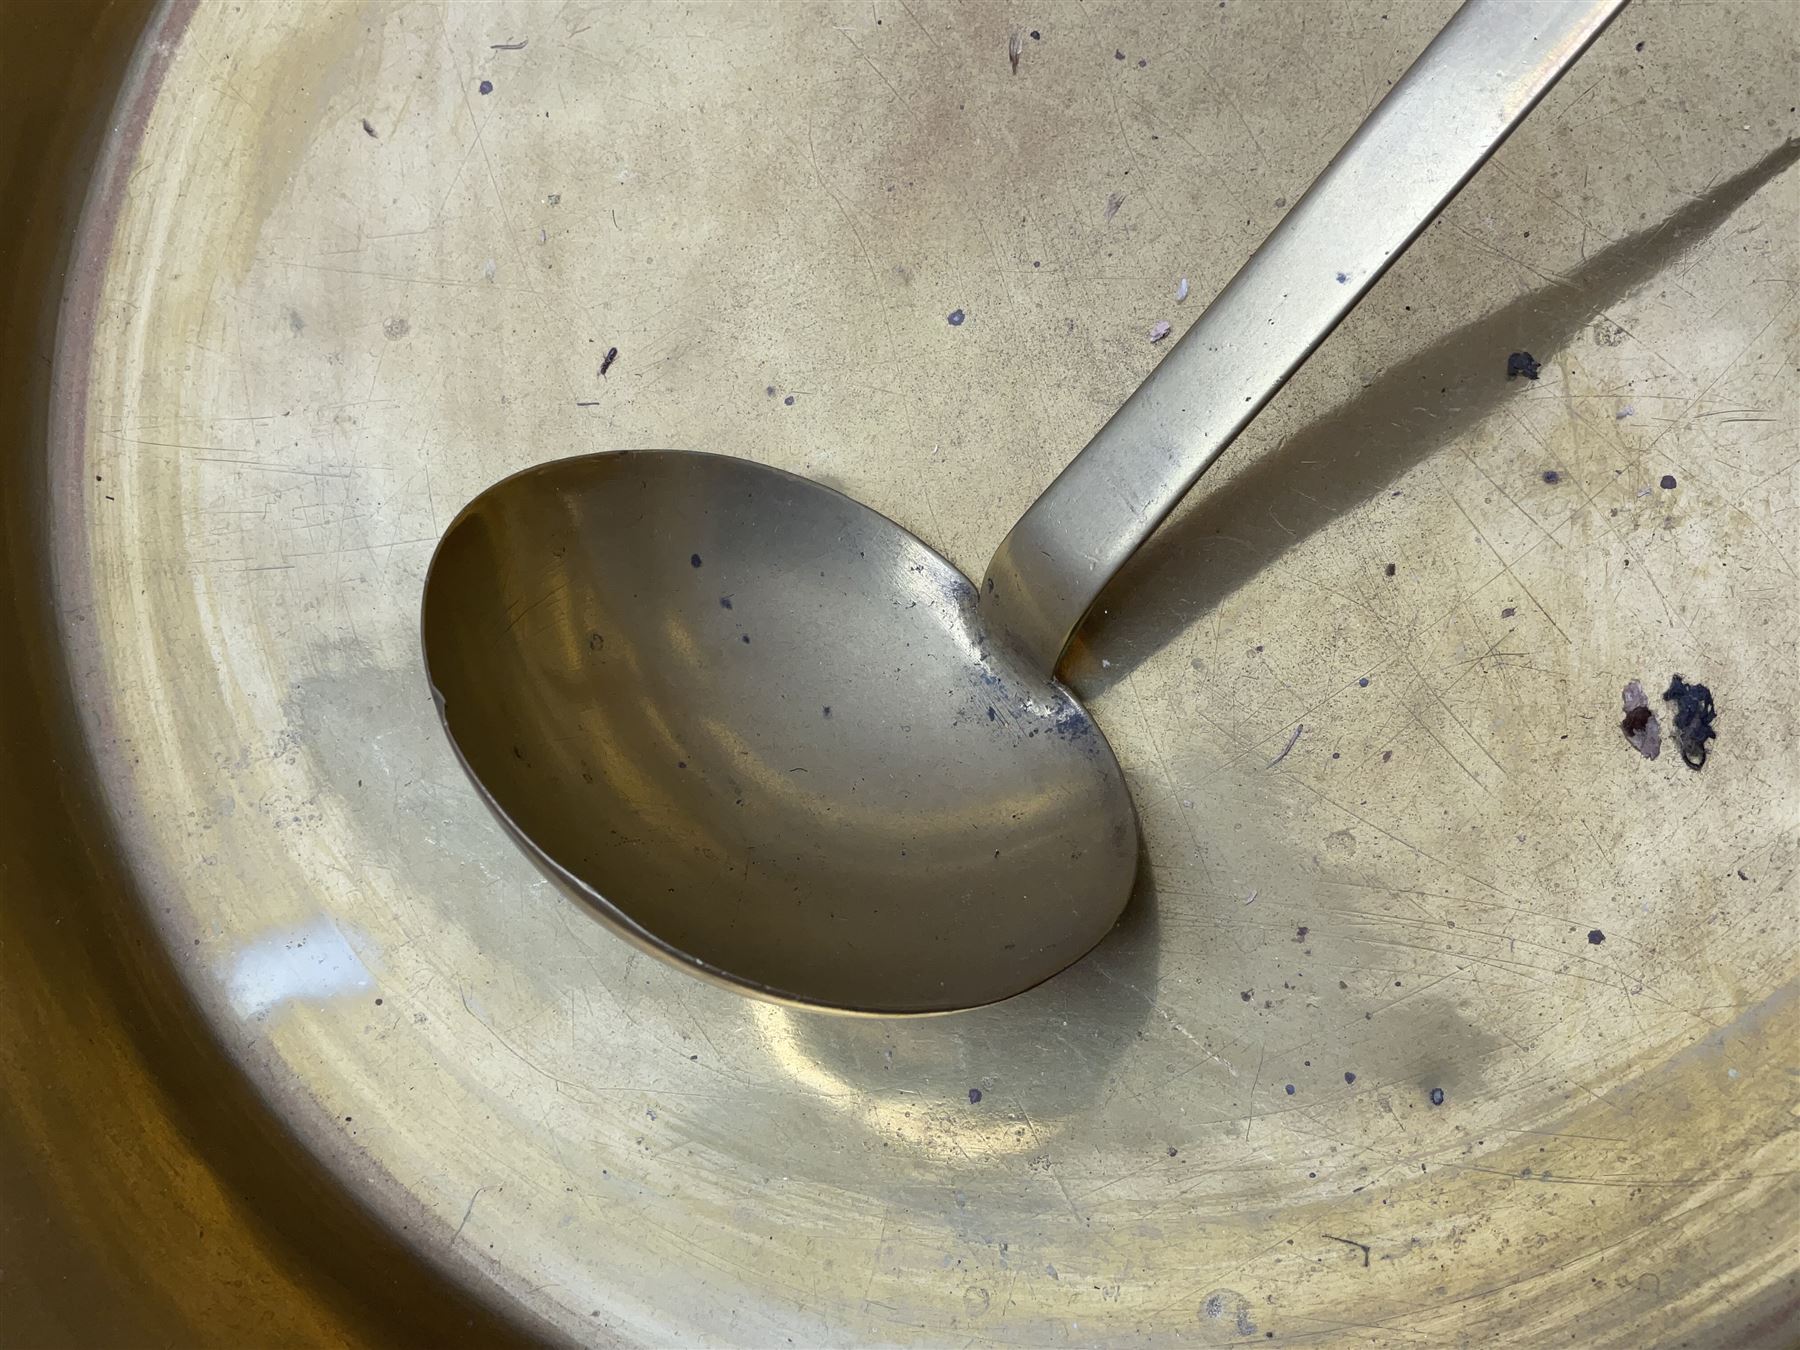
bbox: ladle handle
[980,0,1627,674]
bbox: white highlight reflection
[225,918,371,1018]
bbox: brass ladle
[422,0,1624,1013]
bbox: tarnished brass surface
[1,2,547,1345]
[985,0,1625,671]
[422,2,1618,1017]
[30,0,1800,1343]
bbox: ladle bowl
[423,450,1135,1012]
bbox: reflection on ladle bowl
[747,860,1164,1156]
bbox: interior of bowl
[28,0,1800,1343]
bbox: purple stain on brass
[1660,473,1677,489]
[1344,1071,1356,1084]
[690,554,703,568]
[1284,1084,1296,1095]
[1620,679,1661,759]
[1429,1087,1445,1106]
[478,79,493,95]
[968,1087,983,1104]
[948,309,966,326]
[1587,929,1605,944]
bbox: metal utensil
[423,0,1624,1013]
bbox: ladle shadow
[1064,139,1800,695]
[772,828,1165,1127]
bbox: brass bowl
[6,0,1796,1343]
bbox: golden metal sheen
[426,0,1625,1012]
[25,0,1800,1342]
[0,2,548,1344]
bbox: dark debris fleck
[1662,674,1716,769]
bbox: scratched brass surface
[0,1,546,1345]
[42,0,1800,1344]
